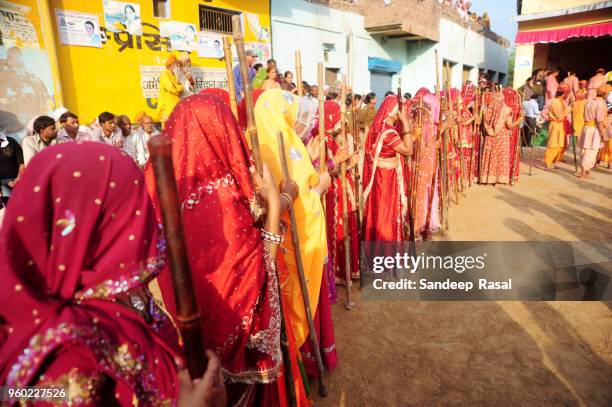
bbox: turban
[165,54,177,68]
[134,111,146,125]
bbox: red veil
[0,143,181,404]
[362,95,399,197]
[144,94,282,387]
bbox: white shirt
[92,127,124,146]
[21,134,60,166]
[523,99,540,119]
[57,126,97,142]
[124,127,160,167]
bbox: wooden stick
[340,79,355,310]
[435,51,447,235]
[148,135,207,380]
[455,97,467,197]
[444,62,459,206]
[232,15,262,175]
[295,51,303,96]
[397,87,416,256]
[277,131,328,397]
[510,91,523,185]
[223,37,238,118]
[318,63,326,172]
[411,98,423,239]
[468,89,480,187]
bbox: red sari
[145,93,304,406]
[480,93,512,184]
[0,143,181,405]
[321,101,359,281]
[362,96,408,242]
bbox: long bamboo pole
[232,15,262,175]
[340,78,355,310]
[223,37,238,118]
[434,51,447,235]
[510,90,523,185]
[277,131,328,397]
[468,88,480,187]
[455,97,467,197]
[411,98,423,239]
[296,51,303,96]
[148,136,207,380]
[318,63,326,173]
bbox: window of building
[462,65,473,84]
[199,5,240,34]
[497,72,506,84]
[153,0,171,19]
[325,68,339,87]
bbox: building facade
[0,0,271,138]
[271,0,510,101]
[513,0,612,88]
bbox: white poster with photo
[245,42,271,62]
[159,21,197,52]
[103,0,142,35]
[55,9,102,48]
[140,66,229,98]
[197,32,224,59]
[0,1,39,48]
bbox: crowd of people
[0,46,610,406]
[518,67,612,178]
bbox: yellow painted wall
[520,0,606,15]
[48,0,270,123]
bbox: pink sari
[0,143,181,405]
[413,90,441,236]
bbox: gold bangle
[280,193,293,208]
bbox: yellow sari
[253,89,327,350]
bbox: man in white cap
[232,49,257,103]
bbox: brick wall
[304,0,509,47]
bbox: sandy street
[316,151,612,407]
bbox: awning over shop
[368,57,403,74]
[515,21,612,45]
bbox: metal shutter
[370,71,392,108]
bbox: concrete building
[271,0,510,102]
[0,0,271,138]
[513,0,612,88]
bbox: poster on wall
[103,0,142,35]
[245,13,270,43]
[159,21,197,52]
[55,9,103,48]
[245,42,271,63]
[0,1,54,140]
[0,1,40,48]
[140,66,229,99]
[196,32,224,59]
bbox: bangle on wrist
[280,192,293,208]
[261,229,283,245]
[310,188,321,196]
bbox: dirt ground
[314,151,612,407]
